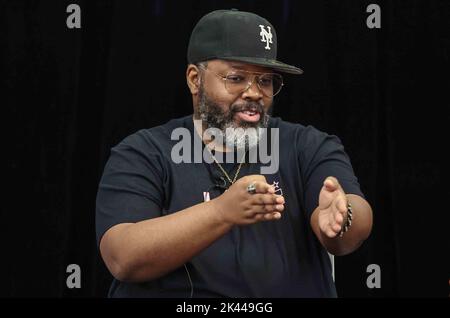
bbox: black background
[2,0,448,297]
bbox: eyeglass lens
[225,70,283,97]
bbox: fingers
[240,175,275,194]
[262,204,285,213]
[264,212,282,221]
[323,212,341,238]
[251,193,284,205]
[334,195,347,216]
[323,227,338,238]
[332,200,346,227]
[244,198,284,222]
[248,194,284,222]
[330,202,348,235]
[252,212,282,222]
[250,181,275,194]
[334,210,343,225]
[331,217,342,233]
[319,194,349,238]
[247,202,284,215]
[235,175,286,223]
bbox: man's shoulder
[114,115,192,152]
[270,117,330,145]
[145,115,192,139]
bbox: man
[96,9,373,297]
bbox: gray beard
[197,86,270,151]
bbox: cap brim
[218,56,303,75]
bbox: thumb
[323,177,340,192]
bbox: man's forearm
[310,194,373,256]
[100,200,233,283]
[100,175,284,283]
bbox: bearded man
[96,9,373,298]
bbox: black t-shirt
[95,115,364,297]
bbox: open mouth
[235,110,261,123]
[234,107,261,123]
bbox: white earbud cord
[183,264,194,298]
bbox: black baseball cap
[187,9,303,75]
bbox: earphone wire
[183,263,194,298]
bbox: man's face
[196,60,274,133]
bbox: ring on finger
[247,182,257,194]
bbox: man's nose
[241,78,263,100]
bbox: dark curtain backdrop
[2,0,448,297]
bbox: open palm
[317,177,348,238]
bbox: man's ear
[186,64,201,94]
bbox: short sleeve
[95,131,165,246]
[299,126,364,217]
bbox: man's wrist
[208,197,232,227]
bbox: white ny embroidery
[259,25,273,50]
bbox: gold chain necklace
[206,147,247,185]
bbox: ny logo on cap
[259,25,273,50]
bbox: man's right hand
[211,175,285,226]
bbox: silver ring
[247,182,257,194]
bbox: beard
[196,84,270,151]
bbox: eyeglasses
[198,65,284,97]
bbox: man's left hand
[317,176,348,238]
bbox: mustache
[231,102,264,114]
